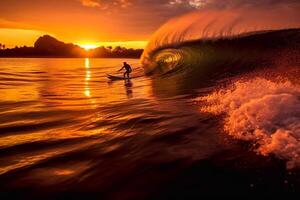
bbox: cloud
[79,0,100,8]
[169,0,207,8]
[78,0,132,9]
[168,0,300,9]
[78,0,300,13]
[76,0,300,38]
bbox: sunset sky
[0,0,299,49]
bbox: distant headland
[0,35,144,58]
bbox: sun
[79,44,98,50]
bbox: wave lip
[199,78,300,169]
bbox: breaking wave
[141,5,300,75]
[141,5,300,168]
[199,78,300,169]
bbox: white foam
[199,78,300,169]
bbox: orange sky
[0,0,299,49]
[0,0,193,48]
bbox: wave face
[141,5,300,75]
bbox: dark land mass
[0,35,144,58]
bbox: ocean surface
[0,57,299,199]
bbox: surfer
[118,62,132,79]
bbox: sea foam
[199,78,300,169]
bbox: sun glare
[80,44,98,50]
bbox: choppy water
[0,58,299,199]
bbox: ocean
[0,52,299,199]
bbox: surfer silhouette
[118,62,132,79]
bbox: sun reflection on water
[84,58,91,97]
[0,58,154,178]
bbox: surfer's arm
[118,66,125,71]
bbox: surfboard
[107,74,135,81]
[107,74,141,81]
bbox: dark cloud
[189,0,300,9]
[110,0,300,34]
[79,0,300,9]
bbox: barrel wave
[141,5,300,76]
[142,5,300,168]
